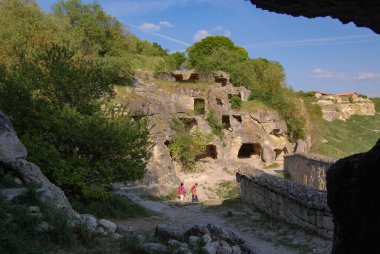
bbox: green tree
[0,0,152,201]
[187,36,247,72]
[53,0,124,56]
[230,96,242,109]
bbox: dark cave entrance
[196,144,218,160]
[238,143,262,158]
[233,115,242,123]
[275,147,288,161]
[222,115,231,129]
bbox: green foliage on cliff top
[315,98,380,158]
[186,36,306,141]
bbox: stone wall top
[236,168,328,211]
[284,152,336,164]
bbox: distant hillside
[315,98,380,158]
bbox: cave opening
[275,147,288,161]
[216,98,224,106]
[179,117,197,131]
[233,115,242,123]
[238,143,262,158]
[196,144,218,160]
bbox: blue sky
[36,0,380,97]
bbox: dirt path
[115,191,331,254]
[114,162,331,254]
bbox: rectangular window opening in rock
[194,98,205,115]
[233,115,242,123]
[216,98,224,106]
[222,115,231,129]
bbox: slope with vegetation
[315,98,380,158]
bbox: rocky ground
[115,162,332,254]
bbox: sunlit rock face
[114,73,296,193]
[248,0,380,34]
[327,139,380,254]
[316,95,375,122]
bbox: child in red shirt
[191,183,198,202]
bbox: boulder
[188,235,200,248]
[1,159,77,216]
[98,219,117,233]
[168,239,188,249]
[295,139,307,153]
[262,145,275,163]
[327,139,380,254]
[80,214,98,230]
[0,111,27,161]
[0,188,27,200]
[143,243,168,254]
[155,224,184,241]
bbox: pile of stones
[141,223,255,254]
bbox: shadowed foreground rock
[327,139,380,254]
[0,111,77,216]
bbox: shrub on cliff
[206,109,224,137]
[169,117,212,170]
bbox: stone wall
[284,153,336,190]
[236,169,333,238]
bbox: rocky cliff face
[316,94,375,121]
[112,72,297,193]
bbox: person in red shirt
[191,183,198,202]
[177,182,186,203]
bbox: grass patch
[154,79,214,92]
[140,188,178,202]
[216,180,238,200]
[237,100,272,112]
[0,189,101,254]
[274,171,290,179]
[315,98,380,158]
[131,55,164,71]
[111,85,143,105]
[264,163,280,169]
[72,195,153,220]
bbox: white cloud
[354,72,380,81]
[311,68,347,81]
[139,22,161,32]
[192,26,232,42]
[193,29,210,42]
[213,26,231,37]
[159,21,173,28]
